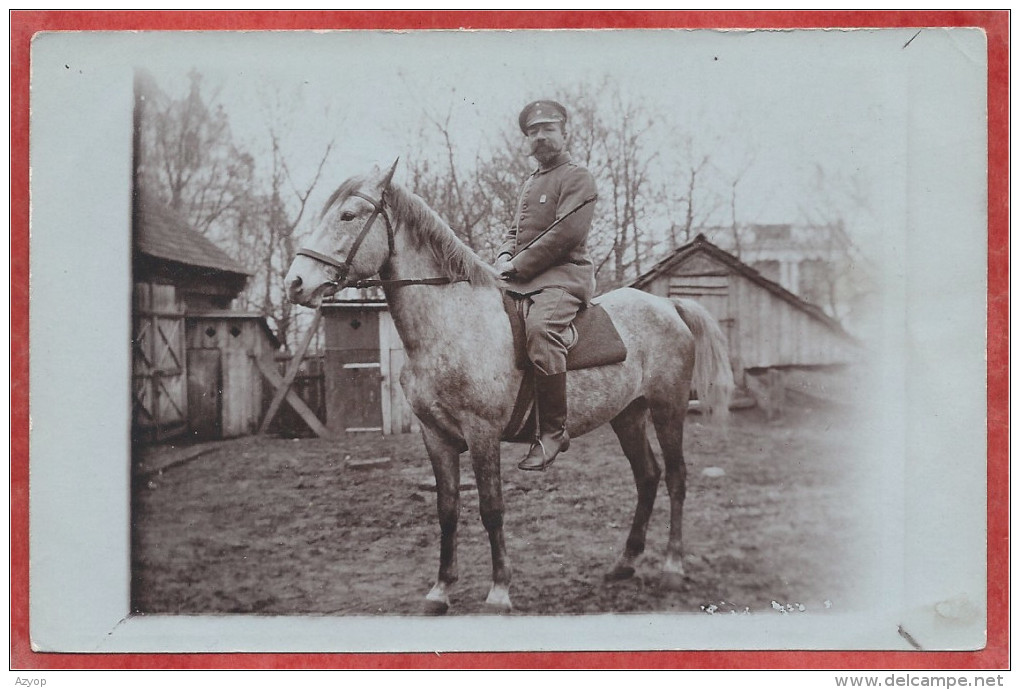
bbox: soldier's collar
[534,152,571,174]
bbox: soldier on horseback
[288,152,732,612]
[495,100,598,471]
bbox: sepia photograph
[20,14,1002,663]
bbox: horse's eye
[340,211,356,222]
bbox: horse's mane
[321,175,499,287]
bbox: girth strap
[500,291,535,441]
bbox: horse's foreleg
[607,399,661,581]
[422,427,462,615]
[469,434,512,613]
[652,406,688,591]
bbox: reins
[346,276,467,289]
[295,188,467,290]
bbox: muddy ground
[132,397,867,617]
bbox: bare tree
[142,70,255,238]
[658,128,728,252]
[139,70,337,350]
[405,109,501,255]
[278,129,333,347]
[550,80,661,290]
[398,77,668,293]
[246,92,335,349]
[718,152,757,258]
[603,90,658,282]
[795,163,876,325]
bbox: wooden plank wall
[186,317,274,438]
[729,273,857,370]
[221,348,255,437]
[647,253,858,384]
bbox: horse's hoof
[424,585,451,615]
[484,600,512,615]
[423,597,450,615]
[659,571,688,591]
[484,587,513,614]
[604,564,636,581]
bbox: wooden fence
[263,354,327,438]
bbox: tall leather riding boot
[518,372,570,471]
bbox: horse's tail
[673,298,734,424]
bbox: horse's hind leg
[651,404,689,591]
[606,398,662,581]
[422,427,462,615]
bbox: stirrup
[517,434,569,472]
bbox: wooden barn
[631,234,861,412]
[132,193,280,442]
[319,299,419,436]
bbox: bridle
[295,190,392,289]
[295,188,466,290]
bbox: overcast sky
[111,27,984,259]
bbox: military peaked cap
[518,100,568,133]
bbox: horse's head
[286,160,398,307]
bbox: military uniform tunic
[498,152,598,375]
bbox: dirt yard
[132,397,867,617]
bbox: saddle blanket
[500,291,628,442]
[500,292,628,372]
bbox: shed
[185,311,280,439]
[631,235,861,405]
[319,299,419,435]
[132,193,279,441]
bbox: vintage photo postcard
[14,11,1007,668]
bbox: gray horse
[285,162,734,614]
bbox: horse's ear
[382,157,399,188]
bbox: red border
[10,10,1009,670]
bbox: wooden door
[221,348,255,437]
[336,362,384,432]
[133,283,187,441]
[324,308,383,433]
[187,349,221,439]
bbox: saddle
[500,291,628,442]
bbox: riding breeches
[521,288,584,376]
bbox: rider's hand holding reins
[495,256,517,280]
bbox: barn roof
[631,234,856,341]
[134,193,252,276]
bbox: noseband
[295,189,465,291]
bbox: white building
[697,221,859,321]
